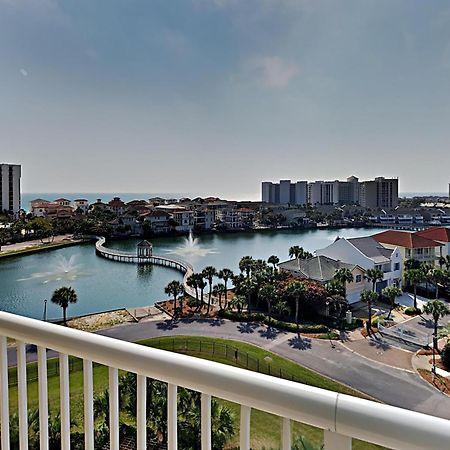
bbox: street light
[432,333,438,375]
[43,299,48,322]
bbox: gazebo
[137,240,153,258]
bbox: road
[7,317,450,420]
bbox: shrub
[442,343,450,371]
[404,307,422,316]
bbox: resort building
[262,176,398,208]
[372,230,443,265]
[193,208,216,230]
[278,255,371,304]
[142,210,171,233]
[54,198,71,207]
[0,163,21,215]
[73,198,89,214]
[108,197,127,216]
[416,227,450,258]
[316,236,403,292]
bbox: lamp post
[43,299,48,322]
[432,333,437,375]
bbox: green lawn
[8,336,383,449]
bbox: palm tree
[382,285,402,320]
[333,268,354,299]
[267,255,280,270]
[288,246,312,260]
[286,280,307,333]
[164,280,184,317]
[405,267,425,309]
[186,274,199,305]
[438,256,447,269]
[364,268,384,293]
[273,299,290,317]
[212,283,226,310]
[360,289,378,333]
[423,300,450,350]
[51,286,78,326]
[259,283,277,321]
[218,268,233,308]
[202,266,217,314]
[229,295,246,314]
[426,267,445,299]
[197,277,207,312]
[240,276,256,315]
[239,256,254,278]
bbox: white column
[0,336,10,450]
[17,341,29,450]
[240,405,251,450]
[109,367,119,450]
[38,347,49,450]
[201,393,211,450]
[282,417,291,450]
[137,375,147,450]
[83,360,94,450]
[167,384,177,450]
[323,430,352,450]
[59,354,70,450]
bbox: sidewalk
[1,234,74,253]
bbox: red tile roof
[373,230,442,249]
[415,227,450,243]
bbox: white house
[316,236,403,293]
[416,227,450,259]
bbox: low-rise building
[73,198,89,214]
[372,230,442,265]
[316,236,402,292]
[142,210,171,233]
[415,227,450,259]
[278,255,370,304]
[108,197,126,216]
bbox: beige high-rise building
[0,163,22,215]
[359,177,398,209]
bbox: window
[355,274,362,283]
[394,262,400,271]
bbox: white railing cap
[1,311,450,450]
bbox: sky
[1,0,450,200]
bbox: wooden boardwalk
[95,237,195,297]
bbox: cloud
[248,56,298,88]
[19,68,28,77]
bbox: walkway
[95,237,195,297]
[0,234,75,253]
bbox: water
[0,227,379,320]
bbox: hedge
[404,307,422,316]
[442,343,450,371]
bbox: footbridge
[95,237,195,297]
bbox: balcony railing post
[109,367,119,450]
[167,384,177,450]
[201,393,212,450]
[38,346,49,450]
[0,336,10,450]
[83,360,94,450]
[17,341,28,450]
[59,354,71,450]
[282,417,291,450]
[323,430,352,450]
[137,374,147,450]
[240,405,251,450]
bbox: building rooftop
[347,236,394,263]
[415,227,450,243]
[373,230,442,249]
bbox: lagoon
[0,227,378,320]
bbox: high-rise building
[359,177,398,209]
[262,175,399,209]
[0,163,21,215]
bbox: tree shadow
[368,336,391,351]
[288,336,312,350]
[157,320,179,331]
[237,322,260,334]
[258,326,283,340]
[209,319,225,327]
[417,316,434,330]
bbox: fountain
[17,254,89,284]
[165,229,215,259]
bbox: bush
[442,343,450,371]
[404,307,422,316]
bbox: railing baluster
[59,354,70,450]
[38,346,49,450]
[17,341,28,450]
[109,367,119,450]
[167,383,177,450]
[83,360,94,450]
[0,336,10,450]
[282,417,291,450]
[137,374,147,450]
[323,430,352,450]
[240,405,251,450]
[201,393,211,450]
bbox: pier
[95,237,195,296]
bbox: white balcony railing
[1,311,450,450]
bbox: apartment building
[262,180,307,205]
[359,177,399,209]
[0,163,21,215]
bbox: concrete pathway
[0,234,75,253]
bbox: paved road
[1,234,73,253]
[8,318,450,420]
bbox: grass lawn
[8,336,383,449]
